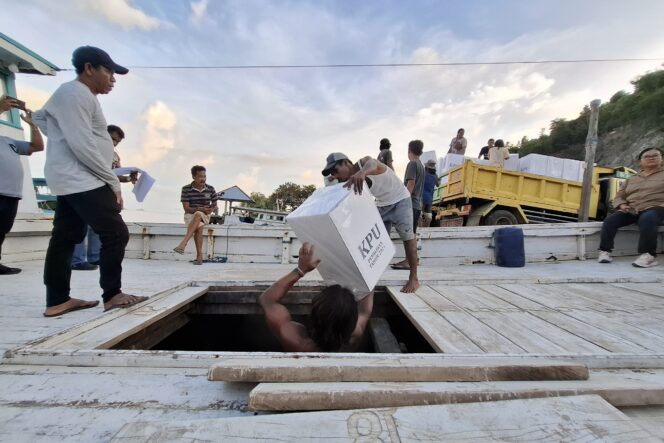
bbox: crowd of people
[0,44,663,353]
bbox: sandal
[43,300,99,317]
[104,293,149,312]
[173,247,185,254]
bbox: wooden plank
[469,311,572,353]
[431,285,520,312]
[8,348,664,369]
[613,283,664,298]
[501,285,643,353]
[426,284,617,353]
[622,405,664,440]
[415,286,526,353]
[387,286,482,353]
[368,318,402,353]
[504,284,664,352]
[248,370,664,411]
[559,308,664,352]
[567,283,664,312]
[34,286,207,350]
[531,310,649,353]
[28,282,193,350]
[474,284,554,311]
[112,395,659,442]
[207,357,588,382]
[499,283,620,313]
[114,311,191,350]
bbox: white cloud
[190,0,212,26]
[9,0,664,220]
[74,0,160,30]
[131,101,177,165]
[234,167,261,192]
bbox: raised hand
[298,242,321,273]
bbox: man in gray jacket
[34,46,147,317]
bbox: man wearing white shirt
[34,46,147,317]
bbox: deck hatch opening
[111,286,434,353]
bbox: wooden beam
[208,357,588,382]
[579,99,602,222]
[248,369,664,411]
[368,318,402,353]
[111,395,659,442]
[30,286,207,350]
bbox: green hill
[518,69,664,169]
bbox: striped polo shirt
[180,182,218,210]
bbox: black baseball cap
[321,152,349,176]
[72,46,129,75]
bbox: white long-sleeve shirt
[33,80,121,196]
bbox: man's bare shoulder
[279,321,319,352]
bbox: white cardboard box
[420,150,437,165]
[286,184,395,298]
[438,153,467,176]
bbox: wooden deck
[2,258,664,440]
[390,283,664,355]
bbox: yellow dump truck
[431,160,634,226]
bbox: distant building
[0,32,59,215]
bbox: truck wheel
[484,209,518,225]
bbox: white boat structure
[3,33,664,442]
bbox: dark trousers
[599,207,664,256]
[44,185,128,306]
[413,209,421,234]
[0,195,20,261]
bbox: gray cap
[321,152,349,176]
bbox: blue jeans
[599,207,664,256]
[72,226,101,266]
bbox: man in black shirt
[478,138,494,160]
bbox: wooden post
[578,99,602,222]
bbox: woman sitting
[598,146,664,268]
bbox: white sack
[287,183,395,299]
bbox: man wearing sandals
[34,46,148,317]
[322,152,420,293]
[173,165,218,265]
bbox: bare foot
[103,292,149,312]
[44,298,99,317]
[401,276,420,293]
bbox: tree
[519,68,664,157]
[269,182,318,211]
[249,192,271,209]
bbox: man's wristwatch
[294,266,306,277]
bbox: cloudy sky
[3,0,663,221]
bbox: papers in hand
[112,167,156,203]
